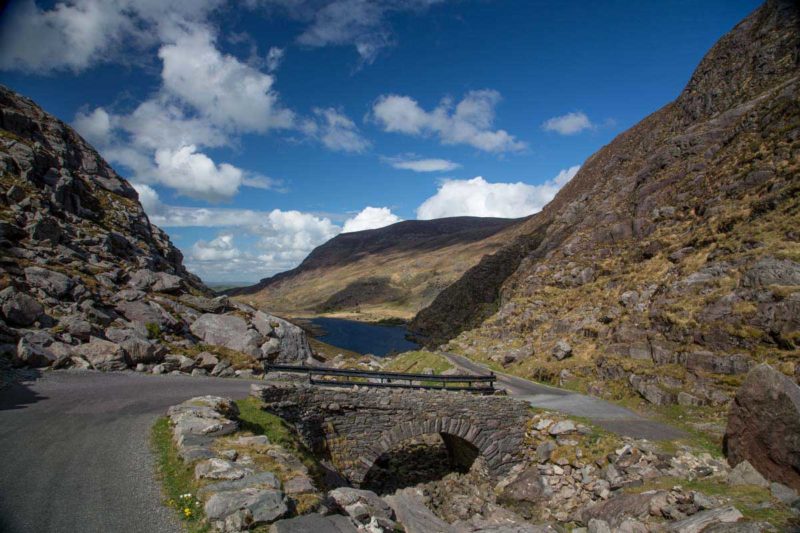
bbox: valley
[0,1,799,532]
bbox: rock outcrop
[0,85,312,375]
[724,364,800,490]
[410,0,800,405]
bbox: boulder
[265,314,314,364]
[74,337,129,371]
[14,337,57,368]
[204,488,287,529]
[666,505,743,533]
[328,487,395,526]
[741,257,800,288]
[197,472,281,499]
[728,460,769,488]
[269,514,358,533]
[384,488,455,533]
[0,287,44,327]
[59,316,94,341]
[179,294,229,313]
[195,351,220,370]
[24,266,73,298]
[115,300,176,331]
[190,314,262,357]
[195,458,253,481]
[581,491,665,528]
[724,364,800,490]
[497,464,549,504]
[551,340,573,361]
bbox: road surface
[443,353,685,441]
[0,370,256,533]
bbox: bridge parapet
[250,381,531,485]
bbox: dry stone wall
[250,382,531,484]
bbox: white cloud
[372,90,525,152]
[302,108,370,153]
[256,0,445,64]
[342,206,402,233]
[152,145,244,202]
[159,26,294,133]
[0,0,224,73]
[416,166,580,219]
[542,111,593,135]
[266,46,284,71]
[73,107,113,146]
[192,234,241,261]
[384,154,460,173]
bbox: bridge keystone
[250,381,532,485]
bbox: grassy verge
[151,418,208,532]
[382,350,454,374]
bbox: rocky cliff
[229,216,523,321]
[412,0,800,406]
[0,85,312,375]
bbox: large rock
[269,514,358,533]
[498,464,549,504]
[581,491,665,528]
[384,487,455,533]
[190,314,262,357]
[0,287,44,327]
[204,488,287,529]
[24,266,73,298]
[328,487,395,526]
[264,314,313,364]
[115,300,177,331]
[666,505,743,533]
[14,337,58,368]
[74,337,129,371]
[724,364,800,490]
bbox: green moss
[150,418,209,532]
[145,322,162,340]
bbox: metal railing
[265,364,496,394]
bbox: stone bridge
[250,382,532,485]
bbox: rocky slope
[228,216,523,321]
[412,0,800,406]
[0,85,312,375]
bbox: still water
[310,317,419,356]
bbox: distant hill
[227,216,524,320]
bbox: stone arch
[350,417,490,485]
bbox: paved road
[0,370,257,533]
[443,353,685,441]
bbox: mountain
[228,216,524,320]
[411,0,800,405]
[0,85,313,374]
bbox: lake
[310,317,419,356]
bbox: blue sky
[0,0,761,282]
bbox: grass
[630,476,798,528]
[381,350,454,374]
[150,418,209,532]
[235,397,323,484]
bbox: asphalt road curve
[443,352,686,441]
[0,370,256,533]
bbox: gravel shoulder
[0,370,257,533]
[443,352,686,440]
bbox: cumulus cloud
[254,0,445,64]
[342,206,402,233]
[69,23,292,203]
[0,0,224,73]
[416,166,580,219]
[542,111,593,135]
[192,234,241,261]
[302,108,370,153]
[159,26,293,133]
[372,90,525,152]
[73,107,113,146]
[384,154,460,173]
